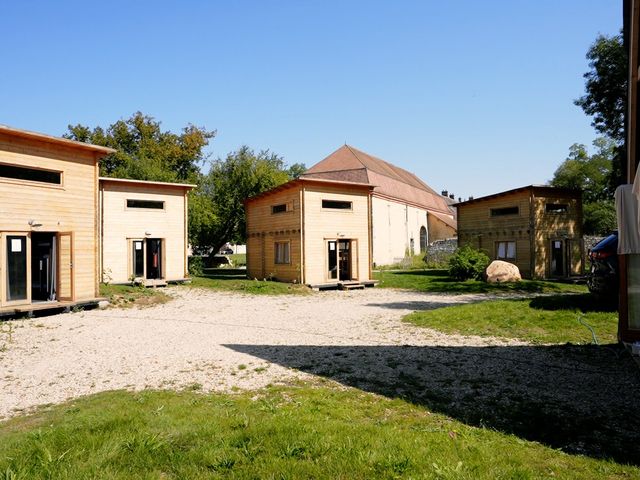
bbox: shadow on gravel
[225,342,640,465]
[365,300,464,311]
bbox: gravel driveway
[1,286,639,463]
[0,287,510,419]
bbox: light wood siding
[532,194,583,278]
[457,191,533,277]
[458,188,583,279]
[303,185,370,284]
[0,133,98,302]
[427,213,457,244]
[246,187,302,282]
[100,181,189,283]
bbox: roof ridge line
[345,145,371,183]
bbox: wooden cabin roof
[456,185,582,208]
[301,145,451,213]
[99,177,197,189]
[0,124,116,155]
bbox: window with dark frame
[496,241,516,260]
[0,163,61,185]
[490,206,519,217]
[271,203,287,214]
[274,241,290,264]
[322,199,352,210]
[545,203,568,213]
[126,199,165,209]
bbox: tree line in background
[551,30,626,235]
[65,112,305,254]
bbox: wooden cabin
[99,177,195,285]
[0,125,114,315]
[456,186,583,279]
[301,145,456,266]
[245,178,376,288]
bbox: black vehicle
[587,232,618,298]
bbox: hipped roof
[301,145,451,213]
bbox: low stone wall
[423,238,458,268]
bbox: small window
[546,203,568,213]
[127,199,165,209]
[275,241,290,264]
[272,203,287,214]
[496,241,516,260]
[322,200,352,210]
[490,206,519,217]
[0,163,61,185]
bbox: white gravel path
[0,287,520,419]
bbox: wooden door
[350,239,359,280]
[57,232,74,301]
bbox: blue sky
[2,1,621,198]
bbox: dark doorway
[420,226,427,253]
[338,240,351,280]
[31,232,56,301]
[327,241,338,280]
[146,239,163,279]
[132,240,144,278]
[551,240,564,276]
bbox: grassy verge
[404,293,617,344]
[375,269,588,294]
[1,386,635,479]
[99,283,170,308]
[188,272,309,295]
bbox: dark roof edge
[456,185,581,207]
[244,177,376,204]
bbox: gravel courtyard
[1,286,639,462]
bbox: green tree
[550,138,616,235]
[64,112,215,182]
[574,31,627,189]
[191,146,300,253]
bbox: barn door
[57,232,74,301]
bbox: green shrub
[448,246,490,280]
[188,255,204,276]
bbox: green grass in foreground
[375,269,588,294]
[404,293,617,344]
[188,273,309,295]
[99,283,170,308]
[1,387,635,479]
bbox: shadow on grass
[529,294,617,313]
[225,342,640,465]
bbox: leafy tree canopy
[574,31,627,143]
[190,146,301,253]
[64,112,216,183]
[550,138,616,235]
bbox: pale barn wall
[371,196,429,266]
[0,133,99,304]
[100,181,189,283]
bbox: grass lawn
[375,269,588,294]
[99,283,170,308]
[1,386,636,479]
[404,293,617,344]
[188,271,309,295]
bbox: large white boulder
[484,260,521,283]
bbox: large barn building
[300,145,456,266]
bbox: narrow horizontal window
[490,206,518,217]
[545,203,568,213]
[322,200,352,210]
[127,199,165,209]
[0,163,61,185]
[272,204,287,214]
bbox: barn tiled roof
[302,145,451,213]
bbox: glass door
[6,234,29,304]
[327,241,338,280]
